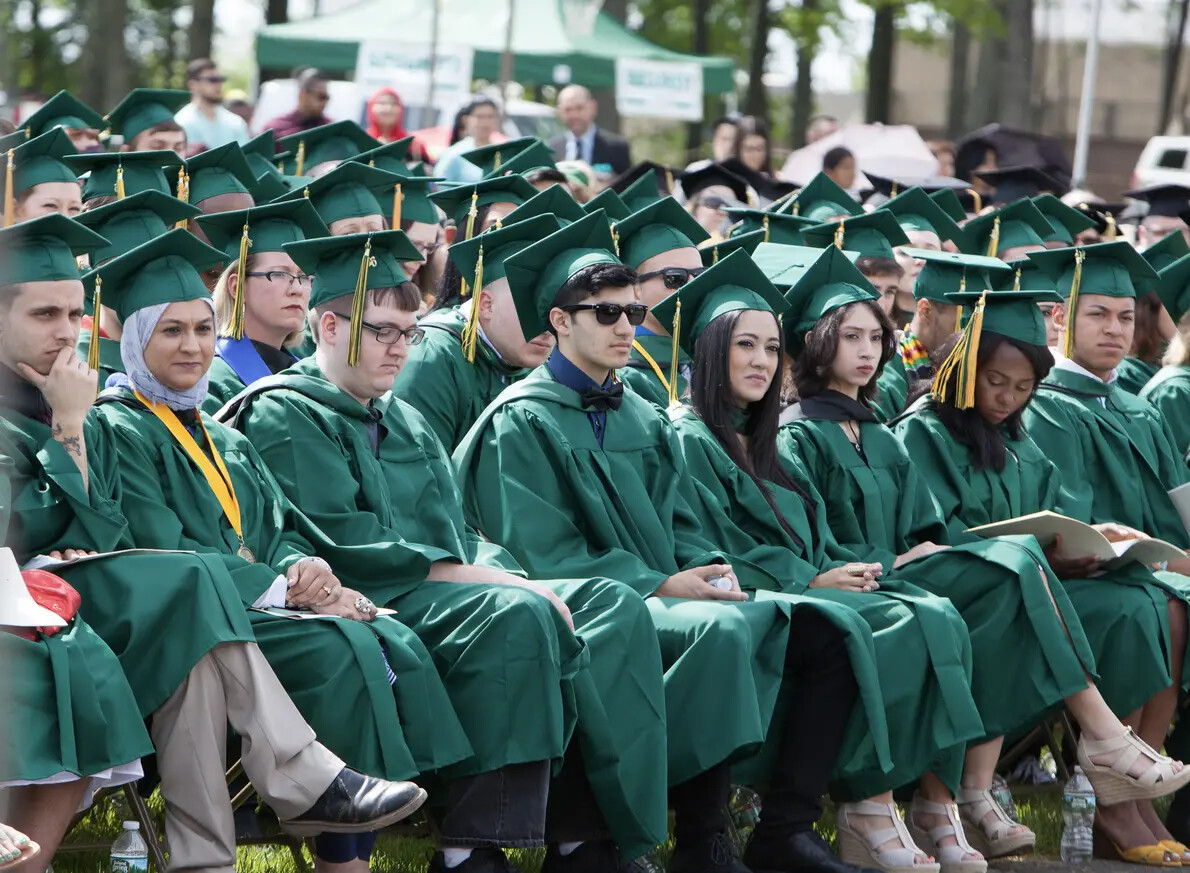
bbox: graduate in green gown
[1,129,82,225]
[20,89,105,152]
[1140,252,1190,460]
[196,200,329,413]
[393,216,563,449]
[774,244,1185,868]
[649,248,989,873]
[881,185,969,327]
[1119,230,1190,396]
[454,214,892,873]
[891,280,1190,865]
[222,229,669,872]
[0,215,428,871]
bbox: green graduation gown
[1140,365,1190,464]
[893,398,1186,718]
[1115,355,1160,396]
[88,386,473,780]
[871,354,908,424]
[455,369,878,789]
[669,409,981,798]
[392,307,530,451]
[202,356,247,415]
[618,333,689,411]
[780,411,1096,742]
[76,328,123,388]
[222,357,668,857]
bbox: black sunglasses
[560,302,649,326]
[636,266,706,290]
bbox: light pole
[1071,0,1104,188]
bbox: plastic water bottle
[1059,766,1096,863]
[110,821,149,873]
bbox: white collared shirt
[1052,352,1117,407]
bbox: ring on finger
[355,596,375,614]
[322,585,333,596]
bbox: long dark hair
[792,300,896,404]
[927,330,1054,471]
[691,310,812,546]
[1132,290,1166,365]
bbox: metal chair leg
[122,784,169,872]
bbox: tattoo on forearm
[52,423,84,459]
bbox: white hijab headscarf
[110,298,216,411]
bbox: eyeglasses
[198,75,226,83]
[331,312,425,345]
[559,302,649,326]
[636,266,706,290]
[246,271,312,288]
[413,241,442,257]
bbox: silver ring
[355,596,375,614]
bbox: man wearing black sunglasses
[614,197,711,408]
[176,58,250,151]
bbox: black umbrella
[955,124,1072,191]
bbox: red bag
[22,570,81,637]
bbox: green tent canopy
[255,0,734,94]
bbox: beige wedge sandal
[836,800,941,873]
[905,795,988,873]
[955,788,1036,859]
[1077,728,1190,805]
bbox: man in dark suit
[548,85,632,177]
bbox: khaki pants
[151,642,344,873]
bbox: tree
[189,0,214,61]
[998,0,1033,128]
[81,0,130,109]
[265,0,287,25]
[1160,0,1190,134]
[865,0,898,122]
[743,0,769,121]
[946,18,970,137]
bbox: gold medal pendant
[236,540,256,563]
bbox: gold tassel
[368,159,376,168]
[712,245,720,265]
[115,164,126,199]
[833,218,846,250]
[392,183,403,228]
[667,300,682,409]
[985,216,1000,257]
[611,224,620,257]
[1062,248,1086,359]
[464,191,479,240]
[966,188,982,215]
[493,151,502,172]
[295,141,306,177]
[792,200,800,216]
[494,217,503,230]
[87,276,102,374]
[763,215,770,244]
[347,237,375,367]
[891,181,899,197]
[932,290,987,410]
[230,223,252,340]
[3,149,13,228]
[462,245,484,363]
[1104,211,1117,242]
[664,168,674,195]
[1013,269,1022,291]
[175,168,190,229]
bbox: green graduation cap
[905,248,1012,303]
[618,172,665,213]
[273,161,401,226]
[103,89,189,143]
[447,214,564,362]
[22,90,105,142]
[582,188,631,221]
[700,229,766,267]
[350,137,416,175]
[1141,228,1190,273]
[277,121,381,175]
[799,209,911,259]
[616,196,710,269]
[1155,252,1190,325]
[185,142,258,204]
[429,174,537,239]
[481,143,557,180]
[962,199,1052,258]
[389,176,443,226]
[284,229,422,365]
[0,130,26,154]
[651,249,789,360]
[74,189,201,267]
[243,130,289,181]
[930,188,971,223]
[723,208,817,246]
[249,173,290,203]
[501,184,586,227]
[784,172,863,222]
[0,213,108,285]
[754,243,875,355]
[991,256,1058,294]
[882,186,966,244]
[66,149,184,202]
[1,129,79,221]
[503,210,621,341]
[461,137,539,175]
[1031,193,1097,246]
[86,227,225,323]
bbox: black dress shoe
[279,767,427,836]
[428,847,523,873]
[669,831,753,873]
[744,830,881,873]
[542,841,622,873]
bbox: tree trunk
[1161,0,1190,133]
[595,0,627,134]
[81,0,129,110]
[966,6,1004,128]
[686,0,712,158]
[865,2,896,122]
[265,0,288,25]
[188,0,215,61]
[790,0,817,151]
[28,0,44,91]
[946,19,970,137]
[999,0,1034,128]
[744,0,769,121]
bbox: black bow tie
[580,383,624,412]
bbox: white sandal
[1077,728,1190,805]
[836,800,940,873]
[955,787,1036,858]
[906,794,988,873]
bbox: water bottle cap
[1073,765,1084,774]
[122,821,139,830]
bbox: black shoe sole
[279,786,428,837]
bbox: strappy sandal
[1093,825,1180,868]
[836,800,940,873]
[1078,728,1190,805]
[906,795,988,873]
[0,827,38,872]
[1160,841,1190,864]
[955,787,1036,858]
